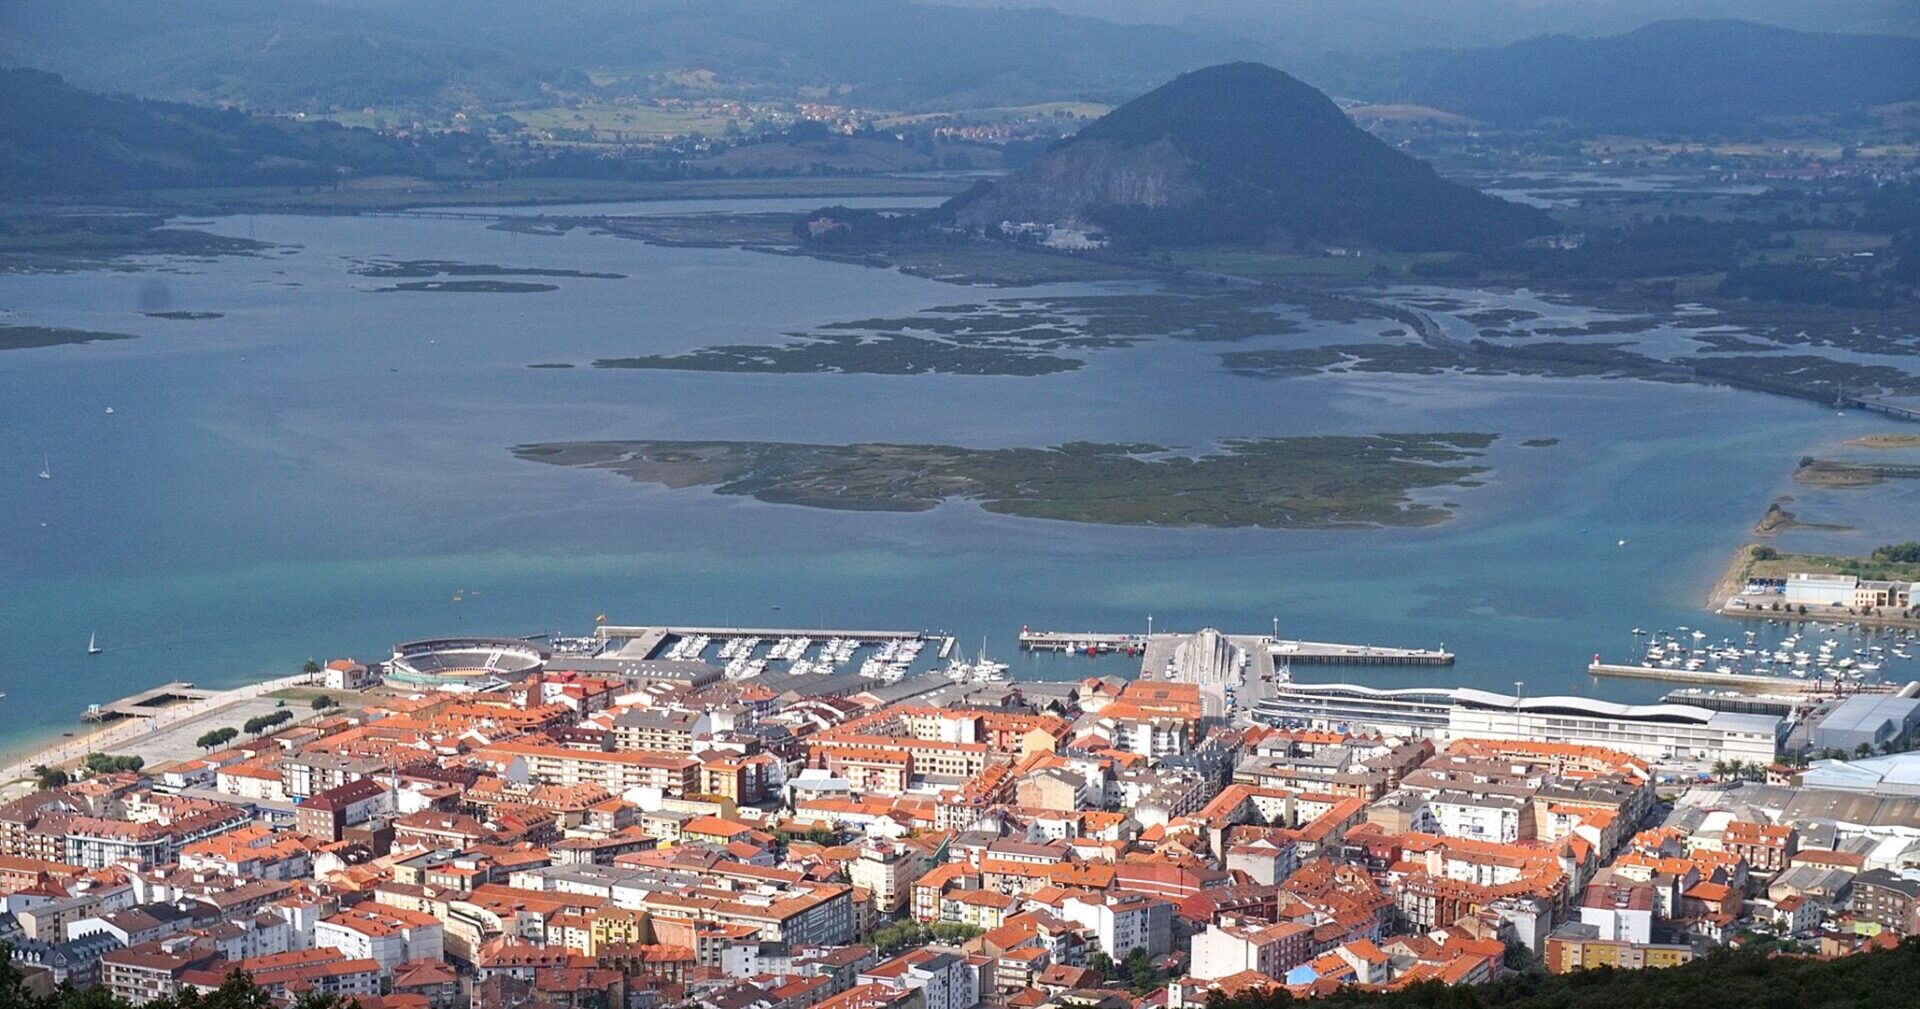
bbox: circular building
[387,637,547,688]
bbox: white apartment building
[1415,791,1530,844]
[313,907,444,974]
[1190,918,1311,981]
[1061,891,1171,959]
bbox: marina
[590,624,958,685]
[1591,620,1919,696]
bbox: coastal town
[2,616,1917,1009]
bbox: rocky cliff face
[952,137,1201,228]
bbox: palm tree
[1711,760,1731,780]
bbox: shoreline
[0,672,314,785]
[1706,544,1759,610]
[1706,545,1920,631]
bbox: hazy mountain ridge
[344,0,1267,108]
[2,0,586,111]
[1320,19,1920,131]
[947,63,1553,252]
[0,68,480,194]
[5,0,1263,112]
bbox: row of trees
[0,956,355,1009]
[869,921,982,954]
[1707,760,1773,781]
[195,727,239,751]
[242,710,293,735]
[195,698,332,751]
[33,752,145,788]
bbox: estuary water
[2,205,1916,758]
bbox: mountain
[1,0,582,112]
[946,63,1552,252]
[1341,20,1920,133]
[0,69,480,194]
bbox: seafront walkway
[0,672,313,784]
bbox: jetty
[1584,661,1898,695]
[1019,629,1453,667]
[1270,639,1454,666]
[81,682,217,723]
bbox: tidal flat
[509,434,1499,529]
[1,323,135,351]
[372,280,561,294]
[351,259,627,280]
[0,213,268,273]
[592,289,1305,376]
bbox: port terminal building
[1251,682,1783,765]
[1807,694,1920,754]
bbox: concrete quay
[1584,660,1880,695]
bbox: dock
[1584,661,1858,695]
[1017,631,1144,655]
[594,625,955,661]
[1018,630,1451,666]
[81,682,217,723]
[1271,640,1454,666]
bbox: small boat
[87,632,102,655]
[105,406,114,414]
[38,454,51,480]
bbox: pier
[1271,640,1454,666]
[1583,661,1893,695]
[81,682,217,723]
[1019,629,1452,667]
[1017,631,1144,655]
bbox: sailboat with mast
[945,636,1010,683]
[38,454,51,480]
[88,632,102,655]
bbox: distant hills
[1,0,582,112]
[947,63,1553,252]
[3,0,1260,112]
[950,0,1920,56]
[0,69,475,194]
[340,0,1265,109]
[1327,20,1920,132]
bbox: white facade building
[1447,689,1780,765]
[313,908,444,974]
[1061,891,1171,958]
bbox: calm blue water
[3,207,1916,760]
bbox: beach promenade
[0,672,316,784]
